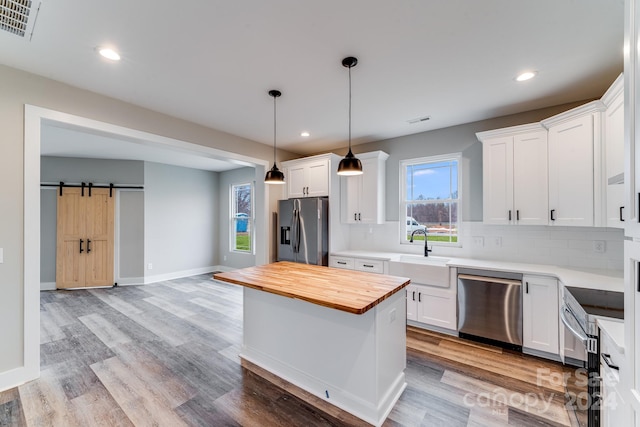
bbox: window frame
[399,153,462,247]
[230,182,254,254]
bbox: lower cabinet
[600,325,631,426]
[522,275,560,357]
[406,283,457,330]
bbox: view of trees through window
[232,183,252,252]
[402,156,460,244]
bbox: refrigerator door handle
[292,208,300,253]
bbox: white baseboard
[0,366,38,393]
[40,282,56,291]
[115,277,145,286]
[143,265,221,284]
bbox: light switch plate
[472,236,484,248]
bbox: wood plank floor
[0,274,586,427]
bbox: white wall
[144,162,219,281]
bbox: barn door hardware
[43,182,144,197]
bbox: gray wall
[119,191,144,279]
[39,157,145,285]
[338,100,593,222]
[144,162,219,277]
[218,167,258,269]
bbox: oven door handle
[560,304,589,345]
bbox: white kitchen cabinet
[478,124,548,225]
[340,151,388,224]
[600,322,631,427]
[282,155,330,198]
[406,283,456,330]
[522,275,559,357]
[543,101,604,227]
[603,74,625,228]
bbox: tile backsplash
[347,221,624,273]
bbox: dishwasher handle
[457,274,522,287]
[560,304,588,345]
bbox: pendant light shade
[337,56,363,176]
[265,89,286,184]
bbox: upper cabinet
[602,74,624,228]
[478,124,548,225]
[542,101,604,227]
[340,151,389,224]
[282,155,330,198]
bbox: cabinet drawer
[329,257,354,270]
[354,259,384,274]
[600,328,624,369]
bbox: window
[400,154,460,245]
[231,183,253,252]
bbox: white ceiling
[0,0,624,170]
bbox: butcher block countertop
[213,261,410,315]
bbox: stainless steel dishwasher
[457,268,523,349]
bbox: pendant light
[264,89,285,184]
[337,56,363,176]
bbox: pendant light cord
[348,64,352,151]
[273,94,277,164]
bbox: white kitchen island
[214,261,410,426]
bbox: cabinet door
[358,156,382,223]
[513,131,549,225]
[305,160,329,197]
[624,241,640,416]
[482,136,514,224]
[287,165,307,198]
[415,286,457,330]
[606,91,625,228]
[340,174,361,223]
[522,275,559,355]
[406,285,418,321]
[548,114,595,226]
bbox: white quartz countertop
[597,318,625,354]
[330,250,624,292]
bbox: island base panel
[241,287,407,426]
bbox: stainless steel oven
[560,286,624,427]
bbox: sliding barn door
[56,187,114,289]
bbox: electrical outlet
[0,248,3,264]
[472,236,484,248]
[593,240,606,253]
[223,255,227,261]
[492,237,502,248]
[147,263,153,270]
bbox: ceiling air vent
[0,0,42,40]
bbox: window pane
[405,202,458,243]
[406,161,457,200]
[232,183,252,252]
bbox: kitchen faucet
[409,228,432,257]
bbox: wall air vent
[0,0,42,40]
[407,115,431,124]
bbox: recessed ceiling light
[97,47,121,61]
[301,131,310,137]
[515,71,537,82]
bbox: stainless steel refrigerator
[277,197,328,265]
